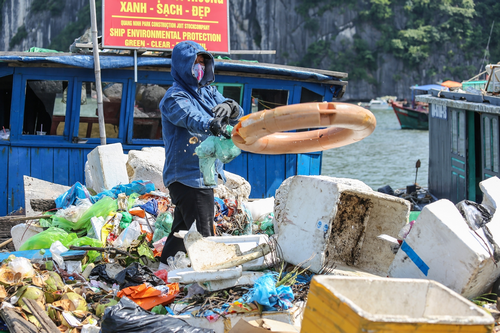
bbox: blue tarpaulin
[411,84,448,92]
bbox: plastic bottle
[31,249,46,265]
[117,193,128,211]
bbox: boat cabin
[0,52,347,215]
[416,91,500,203]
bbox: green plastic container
[462,80,487,90]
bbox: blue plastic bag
[242,273,294,311]
[140,199,158,216]
[91,180,155,202]
[55,182,91,209]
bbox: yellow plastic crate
[301,276,494,333]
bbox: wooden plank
[0,307,38,333]
[23,298,59,333]
[309,153,322,175]
[266,155,285,198]
[214,70,347,86]
[29,148,43,180]
[224,152,248,180]
[53,148,69,185]
[248,153,266,198]
[0,146,8,216]
[38,148,54,183]
[285,154,297,179]
[8,147,30,213]
[69,149,84,185]
[297,154,311,176]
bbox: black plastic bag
[101,297,214,333]
[377,185,394,196]
[88,264,118,285]
[456,200,493,230]
[115,262,165,289]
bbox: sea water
[321,106,429,190]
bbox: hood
[171,41,215,95]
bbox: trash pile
[0,173,301,332]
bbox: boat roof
[0,51,347,85]
[411,84,447,92]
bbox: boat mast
[479,21,495,75]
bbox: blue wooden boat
[0,51,347,215]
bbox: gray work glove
[209,116,231,139]
[212,100,240,119]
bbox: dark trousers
[160,182,214,264]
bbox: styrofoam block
[215,170,251,200]
[201,271,265,291]
[245,198,274,222]
[207,234,272,270]
[87,143,129,193]
[274,176,410,275]
[11,223,43,251]
[168,266,242,284]
[480,176,500,213]
[388,199,500,298]
[126,147,166,192]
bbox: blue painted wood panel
[69,149,85,185]
[285,154,297,179]
[54,149,70,186]
[0,147,8,216]
[8,147,30,213]
[266,155,285,197]
[248,153,266,198]
[224,152,248,180]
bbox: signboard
[431,104,447,119]
[102,0,230,53]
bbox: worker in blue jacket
[158,41,243,269]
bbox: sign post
[90,0,106,145]
[102,0,230,53]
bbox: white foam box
[86,143,129,193]
[388,199,500,299]
[207,234,272,270]
[274,176,410,276]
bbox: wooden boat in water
[391,84,445,130]
[391,100,429,130]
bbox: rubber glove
[212,100,240,119]
[209,116,231,138]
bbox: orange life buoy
[231,102,376,154]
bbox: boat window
[23,80,68,136]
[214,84,243,105]
[451,109,466,157]
[78,82,123,139]
[132,83,170,140]
[300,88,323,103]
[0,75,12,137]
[251,89,288,113]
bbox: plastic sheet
[195,129,241,186]
[101,296,214,333]
[141,199,159,216]
[55,182,92,209]
[88,264,119,285]
[153,212,173,243]
[19,227,77,251]
[113,220,141,249]
[242,273,294,311]
[456,200,493,230]
[50,241,69,269]
[91,180,155,202]
[75,197,118,232]
[115,262,165,289]
[55,198,93,222]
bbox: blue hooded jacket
[160,41,243,189]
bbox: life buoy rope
[231,102,376,154]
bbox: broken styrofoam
[274,176,410,276]
[23,176,70,217]
[167,266,242,284]
[215,170,251,201]
[185,231,270,271]
[389,199,500,298]
[480,176,500,213]
[11,223,44,251]
[207,234,272,270]
[126,147,167,192]
[86,143,129,193]
[200,271,265,292]
[184,231,242,271]
[245,198,275,222]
